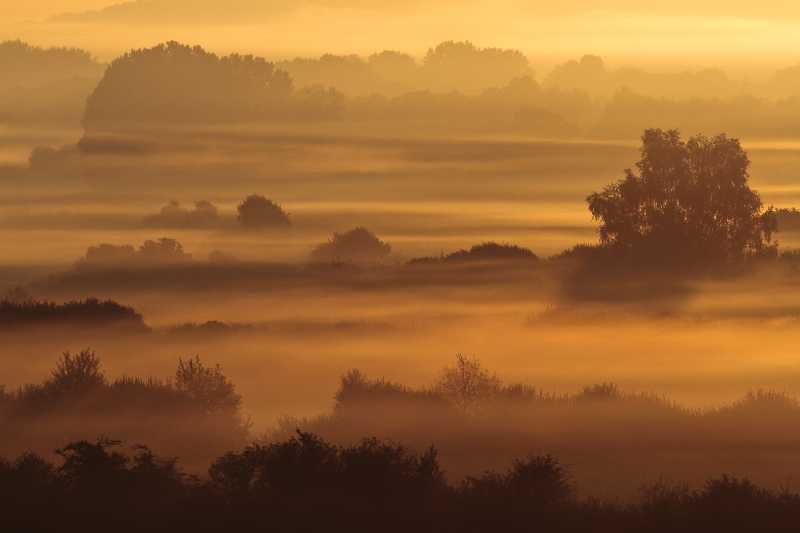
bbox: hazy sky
[3,0,800,73]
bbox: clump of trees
[78,238,192,269]
[236,195,291,229]
[586,129,777,268]
[83,41,345,130]
[310,227,391,263]
[0,40,104,127]
[143,200,220,229]
[1,350,248,470]
[280,40,532,97]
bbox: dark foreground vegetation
[7,350,800,508]
[3,430,800,533]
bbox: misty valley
[4,29,800,533]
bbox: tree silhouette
[175,356,242,414]
[236,195,291,229]
[310,227,391,263]
[50,350,106,393]
[435,354,501,413]
[587,129,777,266]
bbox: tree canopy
[587,129,777,266]
[236,195,291,228]
[310,227,391,263]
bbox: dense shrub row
[3,430,800,533]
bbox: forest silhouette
[6,352,800,531]
[9,37,800,139]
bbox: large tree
[587,129,777,266]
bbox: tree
[237,195,290,228]
[435,355,501,413]
[587,129,777,266]
[137,238,192,263]
[175,356,241,414]
[49,350,106,393]
[310,227,391,263]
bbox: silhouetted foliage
[776,208,800,232]
[78,238,192,268]
[83,41,350,130]
[435,354,502,413]
[49,350,106,392]
[175,356,242,414]
[138,238,192,262]
[278,41,532,98]
[587,129,777,268]
[4,431,800,532]
[334,369,446,412]
[422,41,532,94]
[0,40,104,126]
[311,227,392,263]
[0,298,147,331]
[0,40,98,79]
[236,194,291,228]
[143,200,220,229]
[1,352,248,474]
[411,242,539,265]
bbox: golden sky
[3,0,800,73]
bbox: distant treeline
[9,38,800,136]
[0,40,105,125]
[73,40,800,138]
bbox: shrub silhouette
[410,242,539,265]
[49,350,106,393]
[334,369,446,412]
[82,243,137,266]
[236,195,290,229]
[310,227,391,263]
[0,298,147,331]
[587,129,777,267]
[6,431,800,532]
[444,242,538,262]
[138,238,192,263]
[1,353,248,473]
[209,430,447,524]
[461,454,573,514]
[78,238,192,268]
[175,356,242,414]
[435,354,502,413]
[143,200,220,229]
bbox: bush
[143,200,220,229]
[311,227,391,263]
[1,353,248,471]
